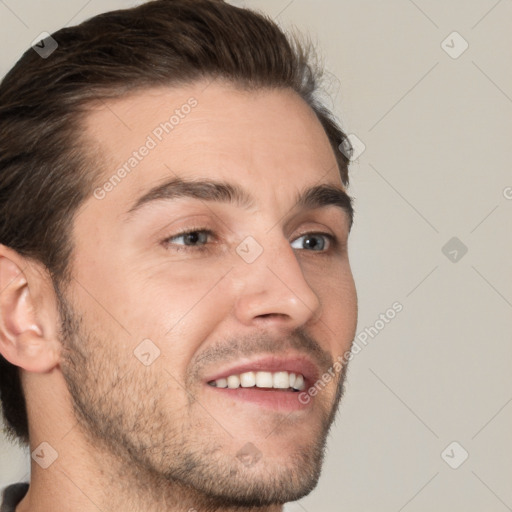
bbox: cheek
[311,261,357,352]
[122,256,226,318]
[120,265,234,377]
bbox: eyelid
[161,225,341,254]
[161,227,217,253]
[291,231,335,251]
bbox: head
[0,0,357,508]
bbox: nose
[232,233,322,329]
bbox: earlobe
[0,246,61,373]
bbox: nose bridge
[232,228,321,326]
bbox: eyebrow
[124,177,354,228]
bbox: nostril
[257,313,286,320]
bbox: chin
[159,438,327,508]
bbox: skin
[0,79,357,512]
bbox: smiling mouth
[207,370,305,391]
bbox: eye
[162,228,337,254]
[290,232,334,252]
[162,228,214,253]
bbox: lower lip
[205,384,312,411]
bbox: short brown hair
[0,0,351,445]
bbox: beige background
[1,1,511,510]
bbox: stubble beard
[55,286,349,509]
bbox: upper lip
[203,353,321,387]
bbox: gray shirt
[0,483,29,512]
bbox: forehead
[80,80,344,219]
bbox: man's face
[58,80,357,506]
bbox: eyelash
[161,227,340,254]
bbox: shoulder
[1,483,29,512]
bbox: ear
[0,244,61,373]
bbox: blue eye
[290,233,332,251]
[170,230,211,246]
[162,228,336,254]
[163,228,214,253]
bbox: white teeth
[293,373,304,390]
[273,371,289,389]
[210,370,306,391]
[240,371,256,387]
[255,371,273,388]
[227,375,240,389]
[215,378,228,388]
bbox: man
[0,0,358,510]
